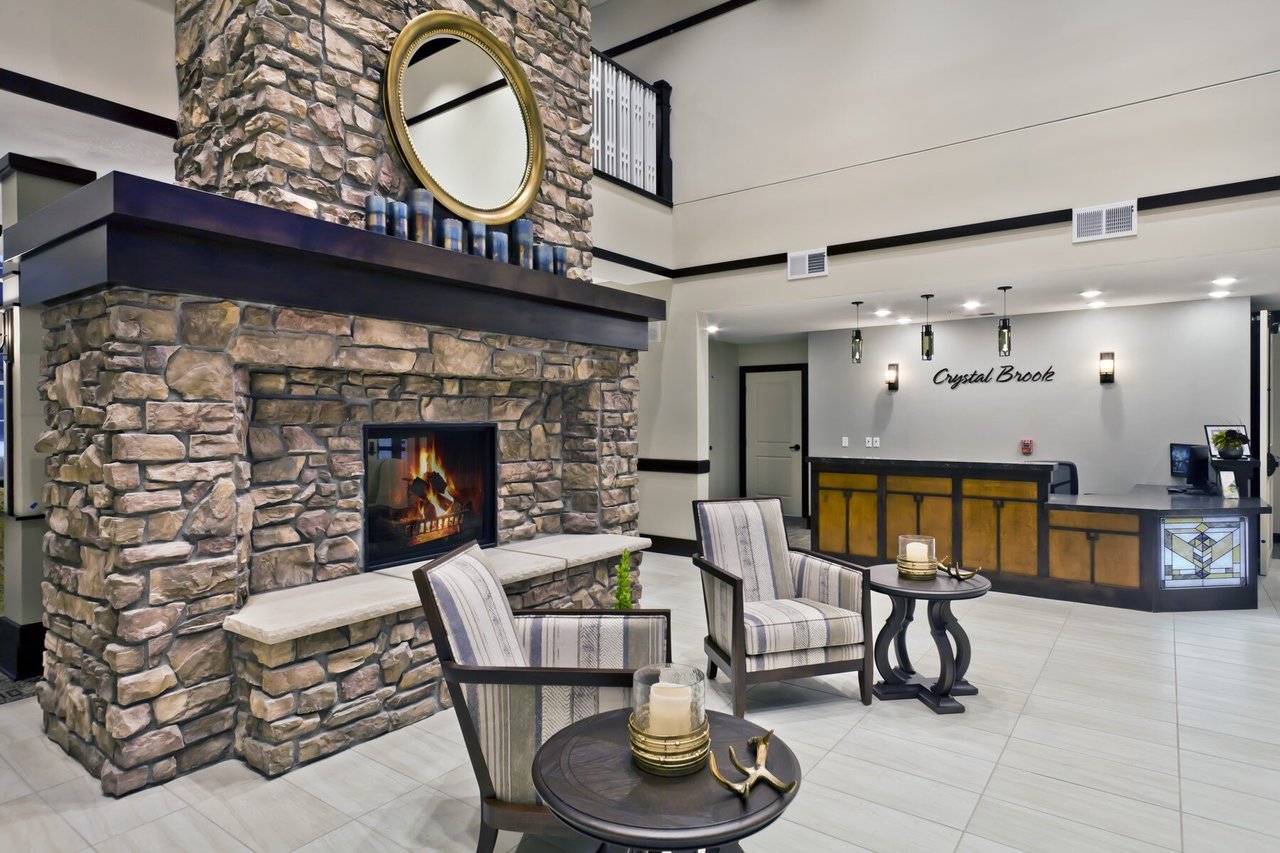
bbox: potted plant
[1213,428,1248,460]
[614,549,633,610]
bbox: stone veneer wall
[235,553,640,776]
[174,0,594,280]
[37,288,637,794]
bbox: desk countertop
[1048,485,1271,515]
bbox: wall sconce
[851,301,863,364]
[997,285,1012,357]
[1099,352,1116,384]
[885,363,899,391]
[920,294,934,361]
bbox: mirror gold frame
[382,10,546,225]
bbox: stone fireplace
[4,0,663,800]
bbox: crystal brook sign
[932,365,1055,390]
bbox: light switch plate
[841,436,849,447]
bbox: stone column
[174,0,594,280]
[38,293,249,795]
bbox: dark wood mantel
[2,172,666,349]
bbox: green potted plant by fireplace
[1211,427,1248,460]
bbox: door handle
[789,444,801,451]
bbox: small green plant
[614,549,633,610]
[1211,428,1247,451]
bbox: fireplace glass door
[364,423,497,569]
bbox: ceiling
[705,246,1280,344]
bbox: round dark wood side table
[531,708,801,853]
[868,564,992,714]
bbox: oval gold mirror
[383,11,545,225]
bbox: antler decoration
[935,556,980,581]
[709,730,797,798]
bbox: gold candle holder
[629,664,708,776]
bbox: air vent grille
[787,248,828,280]
[1073,200,1137,243]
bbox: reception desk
[810,457,1270,611]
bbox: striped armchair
[413,542,670,853]
[693,498,871,716]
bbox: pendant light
[997,285,1012,357]
[850,301,863,364]
[920,294,935,361]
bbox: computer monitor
[1170,443,1193,478]
[1187,445,1213,492]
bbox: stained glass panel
[1161,516,1248,588]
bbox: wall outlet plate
[873,437,881,448]
[864,437,873,447]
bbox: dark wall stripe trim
[600,0,762,59]
[593,247,674,279]
[659,174,1280,280]
[0,153,97,186]
[638,458,710,474]
[0,68,179,139]
[594,169,674,207]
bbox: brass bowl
[896,557,938,580]
[628,715,710,777]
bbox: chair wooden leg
[707,657,718,679]
[733,676,747,717]
[859,661,872,706]
[476,821,497,853]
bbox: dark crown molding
[0,153,97,186]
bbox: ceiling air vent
[1073,200,1137,243]
[787,248,828,280]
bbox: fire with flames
[395,440,467,543]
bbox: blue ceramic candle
[389,202,408,239]
[534,242,554,272]
[467,221,487,257]
[489,231,509,263]
[364,194,385,234]
[512,219,534,269]
[553,245,568,276]
[441,218,464,253]
[408,188,434,244]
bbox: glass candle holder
[441,218,464,253]
[628,663,709,776]
[467,221,487,257]
[897,534,937,579]
[408,189,434,244]
[552,245,568,276]
[488,231,509,263]
[512,219,534,268]
[533,242,554,272]
[364,194,385,234]
[389,201,409,239]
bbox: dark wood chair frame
[692,498,873,717]
[413,541,673,853]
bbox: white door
[745,370,804,515]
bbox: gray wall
[707,338,809,499]
[808,298,1251,494]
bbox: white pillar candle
[905,541,929,563]
[648,681,693,736]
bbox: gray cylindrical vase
[409,189,434,244]
[468,221,487,257]
[489,231,510,263]
[512,219,534,269]
[534,242,554,272]
[441,218,464,253]
[364,194,386,234]
[389,202,408,239]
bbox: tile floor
[4,553,1280,852]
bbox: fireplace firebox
[363,423,497,569]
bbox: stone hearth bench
[222,534,650,776]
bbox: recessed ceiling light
[706,324,720,334]
[1080,290,1102,299]
[1212,277,1237,286]
[962,300,981,310]
[1087,301,1106,309]
[1209,290,1231,299]
[897,317,912,324]
[874,309,892,318]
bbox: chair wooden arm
[443,662,636,688]
[692,554,745,591]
